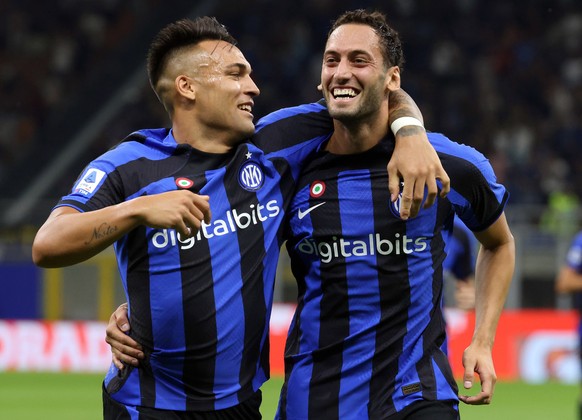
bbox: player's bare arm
[388,88,451,220]
[32,190,211,268]
[459,213,515,405]
[105,303,144,369]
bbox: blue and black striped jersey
[444,216,476,282]
[56,102,332,412]
[278,132,508,419]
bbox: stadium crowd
[1,0,581,225]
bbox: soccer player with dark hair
[32,15,448,419]
[272,9,514,419]
[555,231,582,420]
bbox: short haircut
[328,9,404,69]
[147,17,237,91]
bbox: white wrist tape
[390,117,424,135]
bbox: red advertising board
[268,306,580,383]
[0,307,579,384]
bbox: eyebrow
[324,48,372,57]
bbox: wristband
[390,117,424,135]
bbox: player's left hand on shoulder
[388,128,450,219]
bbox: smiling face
[162,39,260,147]
[189,40,260,141]
[321,23,399,123]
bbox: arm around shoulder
[387,88,450,219]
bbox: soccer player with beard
[275,10,514,419]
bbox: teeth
[238,104,252,112]
[333,88,357,98]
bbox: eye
[229,73,241,80]
[324,56,339,66]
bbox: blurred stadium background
[1,0,582,418]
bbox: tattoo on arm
[84,223,119,245]
[388,89,423,124]
[396,126,425,138]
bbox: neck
[326,110,390,154]
[171,115,238,154]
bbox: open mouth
[332,88,358,100]
[238,104,253,113]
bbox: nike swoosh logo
[298,202,326,220]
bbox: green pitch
[0,373,578,419]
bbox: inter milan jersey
[278,132,508,419]
[444,216,476,282]
[56,102,332,412]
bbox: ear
[176,75,196,100]
[385,66,401,92]
[317,83,323,91]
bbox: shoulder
[428,132,488,164]
[428,132,497,182]
[98,128,175,166]
[252,101,333,155]
[255,101,329,132]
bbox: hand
[388,126,450,219]
[458,342,496,405]
[135,190,211,237]
[105,303,144,369]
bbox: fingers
[197,195,212,224]
[105,327,144,367]
[459,380,494,405]
[181,194,211,237]
[460,349,496,405]
[399,177,418,220]
[112,353,124,370]
[173,191,212,238]
[410,176,426,217]
[422,177,437,210]
[114,303,130,332]
[106,302,144,367]
[463,369,474,392]
[108,340,144,367]
[438,170,451,198]
[388,168,401,204]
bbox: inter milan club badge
[176,177,194,189]
[310,181,325,198]
[389,181,404,217]
[239,161,264,191]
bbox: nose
[245,75,260,97]
[334,58,352,82]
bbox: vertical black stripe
[223,146,268,401]
[308,177,347,420]
[420,201,458,397]
[125,226,157,407]
[279,255,308,419]
[368,172,410,418]
[180,172,218,411]
[271,157,296,236]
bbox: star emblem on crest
[246,152,252,159]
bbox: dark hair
[328,9,404,69]
[147,17,237,89]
